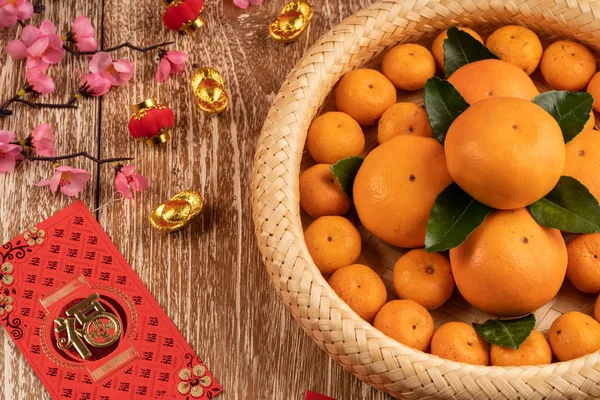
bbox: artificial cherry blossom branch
[0,92,78,116]
[20,151,133,165]
[62,40,175,56]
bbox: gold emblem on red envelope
[40,275,139,381]
[54,293,122,360]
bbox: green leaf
[330,156,364,202]
[423,77,469,144]
[444,26,499,78]
[425,183,493,253]
[532,91,594,143]
[529,176,600,233]
[473,314,536,350]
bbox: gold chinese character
[54,294,121,360]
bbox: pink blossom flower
[25,67,54,94]
[25,58,49,72]
[76,69,111,97]
[233,0,263,9]
[89,52,134,86]
[115,165,148,199]
[69,16,97,52]
[36,165,91,196]
[30,123,55,157]
[156,50,187,83]
[0,131,23,173]
[0,0,33,29]
[7,20,64,65]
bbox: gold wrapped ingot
[149,190,204,233]
[190,67,228,115]
[269,1,313,43]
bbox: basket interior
[299,28,599,335]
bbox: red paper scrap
[0,201,222,399]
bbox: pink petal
[31,123,56,157]
[47,170,61,192]
[0,156,16,173]
[89,52,112,74]
[72,16,94,37]
[170,62,186,74]
[25,58,49,71]
[15,1,33,20]
[90,75,111,96]
[61,182,84,196]
[21,24,39,46]
[113,59,134,74]
[58,168,91,196]
[166,51,187,65]
[120,165,135,176]
[36,179,51,187]
[130,174,149,192]
[0,8,18,29]
[75,37,97,52]
[233,0,249,8]
[47,34,63,48]
[39,19,56,35]
[156,58,171,83]
[27,36,50,57]
[0,130,15,144]
[7,40,27,59]
[27,71,55,94]
[42,46,64,64]
[109,59,134,86]
[34,145,54,157]
[12,148,23,162]
[2,144,22,153]
[32,123,53,140]
[114,173,132,199]
[56,165,86,174]
[81,73,111,96]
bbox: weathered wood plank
[0,2,103,399]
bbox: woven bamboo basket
[252,1,600,398]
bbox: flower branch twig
[62,40,175,56]
[20,151,134,165]
[0,92,78,117]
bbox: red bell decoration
[128,98,174,147]
[162,0,205,35]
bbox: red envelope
[305,390,336,400]
[0,201,222,399]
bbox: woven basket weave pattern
[252,1,600,398]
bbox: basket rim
[252,0,600,396]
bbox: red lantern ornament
[128,98,174,147]
[162,0,205,35]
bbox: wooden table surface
[0,1,392,399]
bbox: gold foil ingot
[150,190,204,233]
[269,1,313,43]
[191,67,228,115]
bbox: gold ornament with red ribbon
[128,98,174,147]
[162,0,206,35]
